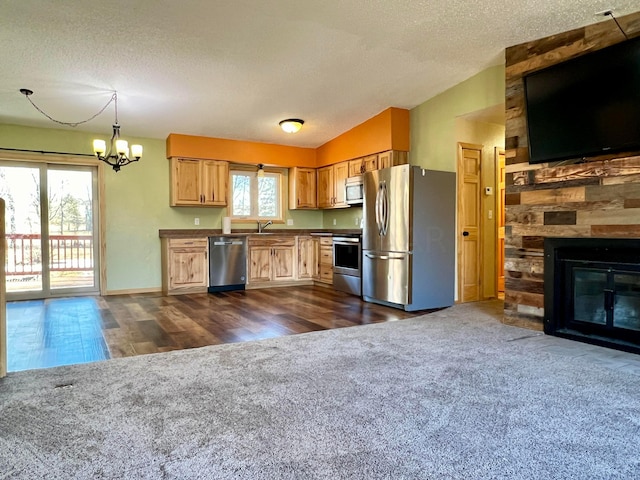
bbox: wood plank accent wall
[504,11,640,329]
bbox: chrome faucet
[258,220,273,233]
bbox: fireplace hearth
[544,238,640,354]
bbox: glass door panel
[0,165,43,294]
[573,268,607,325]
[613,272,640,331]
[47,169,96,290]
[0,161,99,300]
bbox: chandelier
[19,89,142,172]
[91,93,142,172]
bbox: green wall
[409,64,505,171]
[322,207,362,229]
[0,64,505,293]
[0,124,321,292]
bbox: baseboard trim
[105,287,162,296]
[246,280,314,290]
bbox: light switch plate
[287,219,293,226]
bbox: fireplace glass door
[568,263,640,340]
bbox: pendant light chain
[21,90,117,128]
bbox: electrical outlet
[287,219,293,226]
[355,217,360,226]
[333,219,337,226]
[488,210,493,219]
[194,217,200,226]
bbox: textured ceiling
[0,1,638,148]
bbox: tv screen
[524,36,640,164]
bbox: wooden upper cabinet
[317,165,334,209]
[317,162,349,209]
[170,158,228,207]
[348,158,364,177]
[362,154,378,172]
[171,158,201,205]
[289,167,317,209]
[378,150,408,169]
[201,160,228,206]
[333,161,349,208]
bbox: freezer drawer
[362,251,411,306]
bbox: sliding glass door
[0,161,100,299]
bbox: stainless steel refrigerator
[362,164,455,311]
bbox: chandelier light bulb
[93,139,106,155]
[131,144,143,158]
[116,139,128,155]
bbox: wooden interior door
[0,198,6,378]
[457,144,482,302]
[496,148,506,295]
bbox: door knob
[462,231,470,237]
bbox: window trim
[229,166,285,223]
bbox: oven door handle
[333,239,360,244]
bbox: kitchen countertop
[159,228,361,238]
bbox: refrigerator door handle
[375,182,384,235]
[365,252,406,260]
[384,182,388,236]
[381,181,389,236]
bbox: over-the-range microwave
[345,175,364,205]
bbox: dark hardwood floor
[7,286,424,372]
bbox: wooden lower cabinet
[160,234,336,294]
[161,238,209,295]
[247,236,296,286]
[318,237,333,284]
[248,246,272,283]
[297,236,318,280]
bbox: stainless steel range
[333,234,362,296]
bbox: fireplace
[544,238,640,354]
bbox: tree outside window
[230,169,282,221]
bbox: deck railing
[5,233,94,276]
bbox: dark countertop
[159,228,361,238]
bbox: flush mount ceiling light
[279,118,304,133]
[19,88,142,172]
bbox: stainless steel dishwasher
[208,236,247,292]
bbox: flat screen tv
[524,35,640,164]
